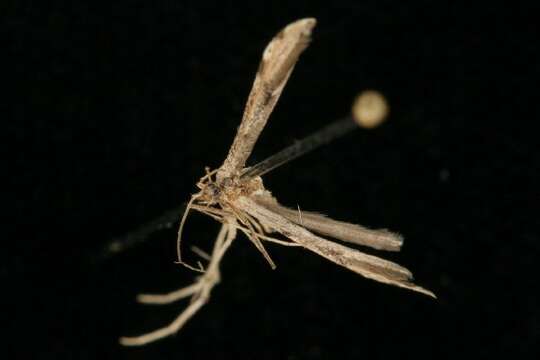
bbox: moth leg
[232,207,276,269]
[259,236,302,247]
[242,210,266,235]
[135,223,229,305]
[244,221,277,269]
[120,285,211,346]
[191,245,211,261]
[242,211,301,247]
[120,222,236,346]
[230,221,295,246]
[136,283,201,305]
[191,204,228,219]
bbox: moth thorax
[241,176,265,195]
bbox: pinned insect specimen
[120,17,435,347]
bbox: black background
[5,1,539,359]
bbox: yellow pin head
[352,90,389,129]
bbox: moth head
[202,183,220,202]
[193,178,218,205]
[190,167,218,205]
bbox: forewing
[254,196,403,251]
[218,18,316,179]
[236,196,435,298]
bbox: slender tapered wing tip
[346,259,436,298]
[346,255,436,298]
[420,287,437,299]
[399,283,437,298]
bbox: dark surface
[5,1,539,359]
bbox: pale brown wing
[236,196,435,298]
[254,196,403,251]
[218,18,316,180]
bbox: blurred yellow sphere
[352,90,389,128]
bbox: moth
[120,18,435,347]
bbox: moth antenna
[176,194,200,267]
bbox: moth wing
[254,196,403,251]
[218,18,316,179]
[236,196,435,298]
